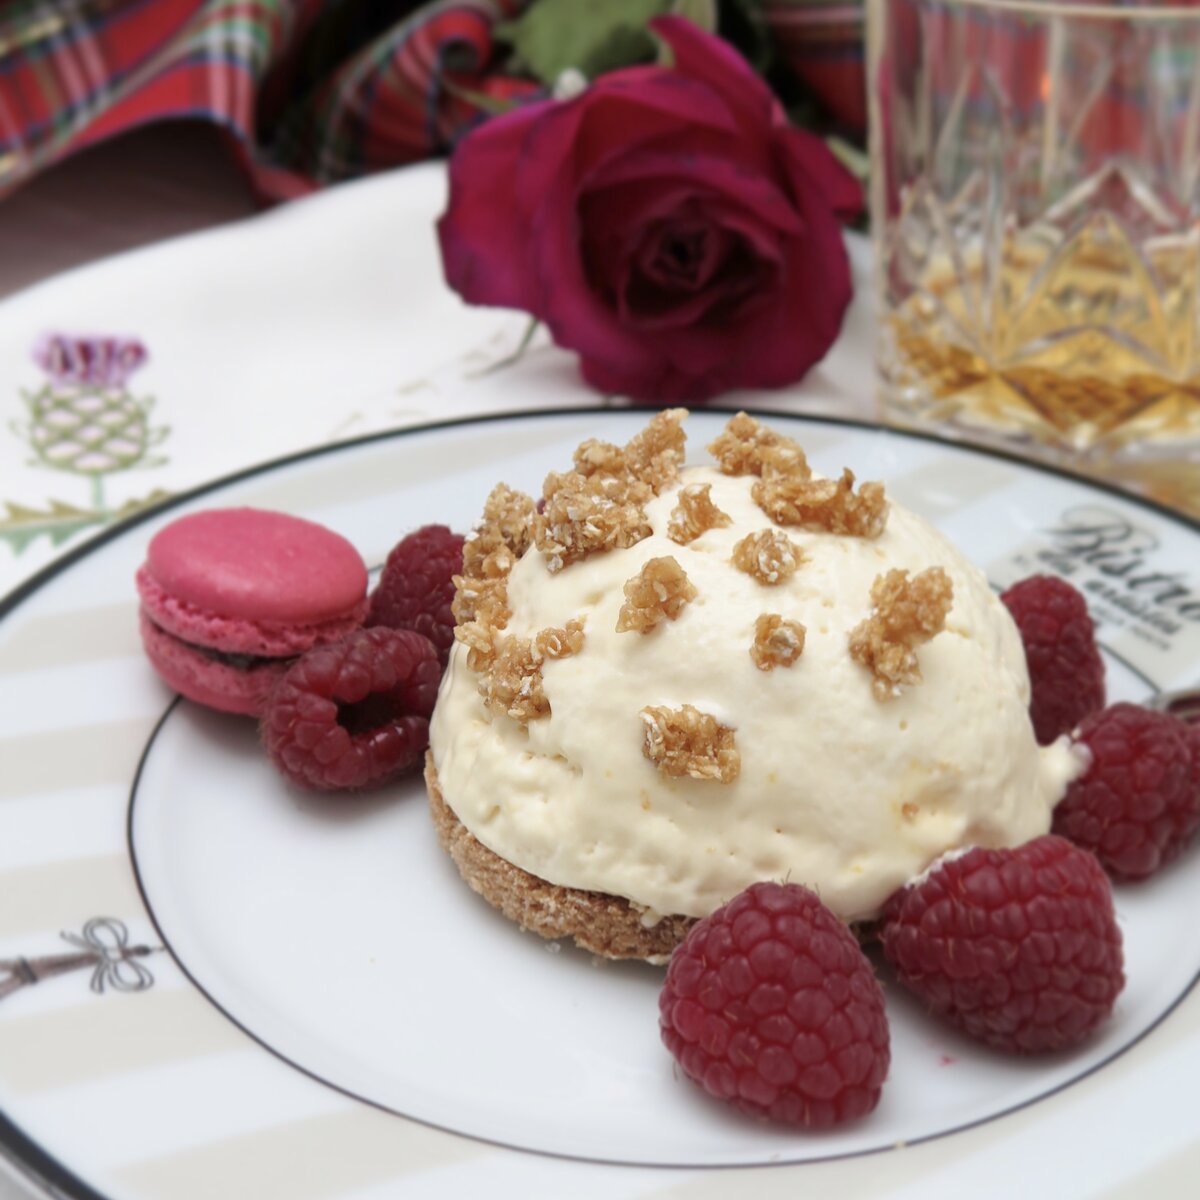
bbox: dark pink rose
[437,17,860,403]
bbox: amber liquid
[883,220,1200,513]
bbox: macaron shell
[137,566,368,657]
[143,507,368,626]
[138,610,288,716]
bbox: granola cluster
[731,529,804,586]
[666,483,732,545]
[754,467,888,539]
[849,567,954,701]
[750,614,807,671]
[640,704,740,783]
[480,619,587,724]
[454,411,951,779]
[534,409,687,573]
[453,483,537,670]
[707,412,810,480]
[616,557,698,634]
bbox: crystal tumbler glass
[869,0,1200,513]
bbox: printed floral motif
[3,334,171,554]
[0,918,159,1003]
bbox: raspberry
[262,628,440,790]
[880,836,1124,1054]
[366,525,465,669]
[659,882,889,1128]
[1053,703,1198,880]
[1001,575,1105,745]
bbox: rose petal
[580,353,736,404]
[579,181,706,299]
[651,16,782,138]
[581,151,806,236]
[529,186,663,379]
[775,126,864,222]
[437,100,566,309]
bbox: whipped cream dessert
[429,413,1081,927]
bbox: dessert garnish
[730,529,804,585]
[707,411,810,479]
[755,466,888,538]
[1001,574,1107,744]
[1053,703,1199,880]
[261,627,440,790]
[534,409,686,572]
[660,882,890,1127]
[478,619,587,725]
[880,835,1125,1054]
[616,556,697,633]
[452,483,537,670]
[640,703,739,782]
[848,566,954,700]
[666,482,732,545]
[366,524,464,669]
[750,613,806,671]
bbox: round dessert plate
[2,408,1199,1200]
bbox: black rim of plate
[2,405,1199,1198]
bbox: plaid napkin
[0,0,866,204]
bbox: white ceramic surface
[2,408,1199,1200]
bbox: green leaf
[0,488,173,555]
[826,135,870,184]
[0,499,104,555]
[496,0,672,85]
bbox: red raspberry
[1001,575,1105,745]
[880,836,1124,1054]
[1053,703,1198,880]
[262,628,440,791]
[659,882,889,1128]
[366,525,464,669]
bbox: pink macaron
[136,507,369,715]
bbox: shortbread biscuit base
[425,754,695,962]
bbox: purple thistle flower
[34,334,147,389]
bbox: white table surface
[0,122,877,1200]
[0,123,255,1200]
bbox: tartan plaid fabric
[763,0,866,133]
[0,0,536,202]
[0,0,870,204]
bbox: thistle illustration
[3,334,171,553]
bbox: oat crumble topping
[640,704,740,783]
[616,557,698,633]
[666,483,732,545]
[533,410,687,573]
[707,412,811,480]
[750,614,807,670]
[535,618,587,659]
[848,567,954,701]
[623,407,688,494]
[479,636,549,723]
[453,482,536,638]
[456,618,498,673]
[480,618,587,724]
[731,529,804,585]
[753,467,888,538]
[460,484,535,579]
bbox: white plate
[2,408,1199,1200]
